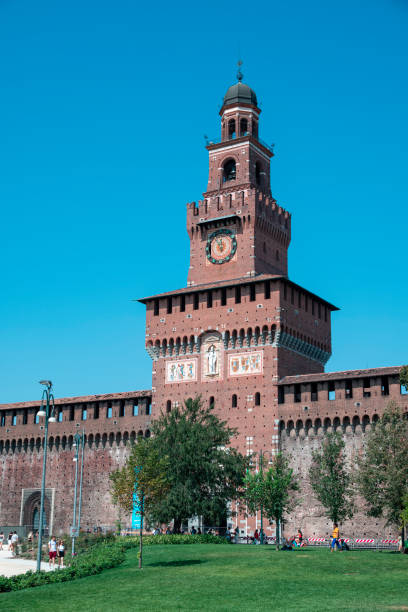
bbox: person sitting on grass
[280,534,292,551]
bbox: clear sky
[1,0,407,403]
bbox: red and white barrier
[381,539,399,544]
[308,537,326,542]
[355,539,375,543]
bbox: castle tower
[187,67,290,287]
[140,68,337,487]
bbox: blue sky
[1,0,407,403]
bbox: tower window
[228,119,236,139]
[153,300,159,316]
[0,412,5,427]
[58,408,63,422]
[381,376,389,396]
[235,286,241,304]
[294,384,301,403]
[146,400,152,415]
[363,378,371,398]
[240,118,248,136]
[232,394,237,408]
[221,288,227,306]
[278,387,285,404]
[209,396,215,408]
[180,294,185,312]
[223,159,236,182]
[255,162,262,185]
[69,406,75,421]
[132,401,139,416]
[311,382,318,401]
[119,400,125,418]
[193,293,199,310]
[82,406,87,421]
[328,381,336,401]
[252,121,258,138]
[166,400,171,413]
[207,291,213,308]
[106,402,113,419]
[250,284,256,302]
[167,297,172,314]
[12,411,17,426]
[94,402,100,419]
[255,392,261,406]
[345,380,353,399]
[264,281,270,299]
[23,409,28,425]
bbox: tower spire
[237,59,243,82]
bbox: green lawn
[2,544,407,611]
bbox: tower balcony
[205,134,274,157]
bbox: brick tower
[140,68,338,501]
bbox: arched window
[255,392,261,406]
[166,400,171,413]
[240,118,248,136]
[255,162,262,185]
[232,394,237,408]
[228,119,236,139]
[223,159,236,182]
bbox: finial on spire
[237,59,243,82]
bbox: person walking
[11,531,19,556]
[48,535,57,569]
[57,540,65,568]
[7,532,13,552]
[330,523,340,552]
[0,531,4,551]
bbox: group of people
[0,531,19,555]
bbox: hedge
[0,534,227,592]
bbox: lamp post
[71,430,85,556]
[259,450,264,545]
[36,380,56,572]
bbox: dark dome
[223,82,258,107]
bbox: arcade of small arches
[146,325,330,366]
[279,414,381,438]
[0,429,151,455]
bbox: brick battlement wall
[277,367,407,539]
[0,391,152,532]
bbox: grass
[1,544,407,611]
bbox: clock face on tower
[206,229,237,265]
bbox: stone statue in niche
[201,333,222,380]
[207,345,217,375]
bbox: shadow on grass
[148,560,206,568]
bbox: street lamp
[36,380,56,572]
[71,430,85,556]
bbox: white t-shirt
[49,539,57,552]
[11,534,18,543]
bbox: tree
[400,366,408,393]
[110,437,169,568]
[357,401,408,538]
[149,396,248,532]
[244,452,298,548]
[309,432,354,524]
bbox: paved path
[0,547,51,577]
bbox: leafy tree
[309,432,354,524]
[150,396,248,532]
[400,366,408,393]
[110,437,169,568]
[244,452,298,548]
[357,401,408,538]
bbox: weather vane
[237,59,243,82]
